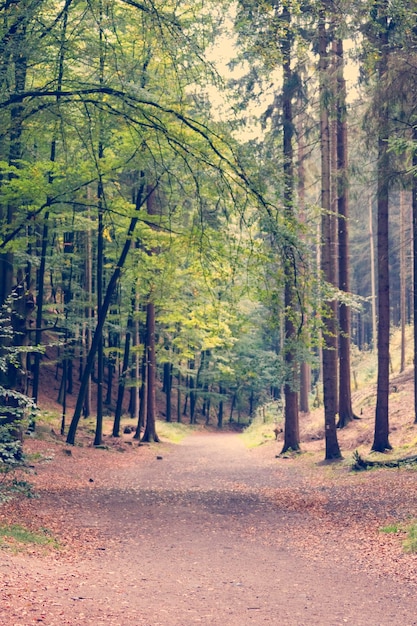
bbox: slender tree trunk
[32,211,49,404]
[134,299,141,424]
[94,1,106,447]
[32,1,69,405]
[319,11,341,460]
[164,361,172,422]
[106,330,115,406]
[135,348,147,438]
[297,113,310,413]
[412,124,417,423]
[369,196,378,350]
[177,371,182,423]
[113,328,131,437]
[336,38,357,428]
[94,175,105,446]
[141,299,160,442]
[280,4,300,453]
[229,392,236,422]
[141,186,160,443]
[182,380,189,418]
[400,190,406,373]
[189,360,197,424]
[372,2,392,452]
[218,385,224,429]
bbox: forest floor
[1,367,417,625]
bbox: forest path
[1,431,417,625]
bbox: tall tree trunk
[217,385,224,429]
[412,124,417,423]
[189,360,197,424]
[141,186,160,443]
[280,4,300,453]
[336,38,357,428]
[113,327,131,437]
[298,116,310,414]
[319,11,341,460]
[133,297,141,424]
[94,0,106,447]
[164,361,172,422]
[369,196,378,350]
[93,172,105,446]
[372,1,392,452]
[83,216,93,418]
[32,0,69,405]
[177,370,182,423]
[229,392,236,423]
[106,329,116,406]
[141,298,160,442]
[135,348,147,438]
[400,190,406,373]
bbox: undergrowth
[240,401,283,448]
[155,419,196,443]
[380,521,417,553]
[0,524,58,551]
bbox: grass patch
[380,524,400,534]
[0,524,59,551]
[379,520,417,553]
[403,522,417,553]
[155,420,196,443]
[240,403,283,448]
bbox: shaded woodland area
[1,0,417,463]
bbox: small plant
[380,524,399,534]
[379,520,417,553]
[403,523,417,553]
[0,524,58,550]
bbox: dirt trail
[1,432,416,625]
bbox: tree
[335,37,358,428]
[280,3,300,453]
[318,7,341,460]
[413,124,417,423]
[141,185,160,443]
[371,0,392,452]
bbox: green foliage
[380,520,417,554]
[403,523,417,554]
[0,524,57,550]
[155,420,196,443]
[380,523,400,534]
[0,427,24,469]
[240,401,284,448]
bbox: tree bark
[113,328,131,437]
[413,124,417,423]
[280,4,300,454]
[319,11,341,460]
[369,196,377,350]
[372,2,392,452]
[177,370,182,423]
[32,0,69,405]
[297,113,310,413]
[94,1,106,447]
[141,299,160,442]
[400,190,406,373]
[336,38,357,428]
[164,361,172,422]
[141,186,160,443]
